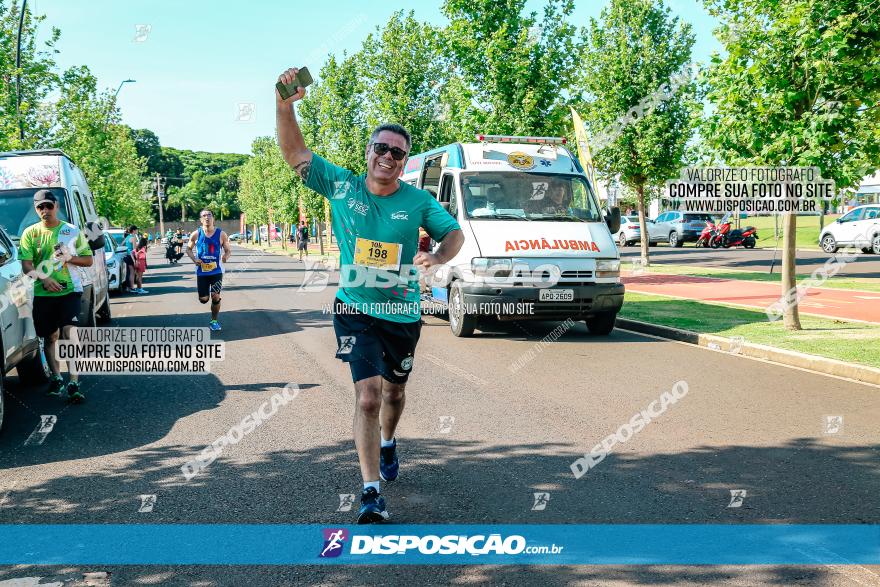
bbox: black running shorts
[33,292,82,338]
[197,273,223,299]
[332,298,422,384]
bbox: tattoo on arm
[293,161,311,181]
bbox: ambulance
[404,135,623,337]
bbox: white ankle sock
[363,481,380,493]
[380,436,395,448]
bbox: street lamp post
[607,182,619,208]
[114,79,136,99]
[15,0,28,143]
[105,79,135,124]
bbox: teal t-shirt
[305,154,460,323]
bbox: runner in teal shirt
[275,65,464,525]
[305,153,460,323]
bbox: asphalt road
[1,245,878,586]
[619,245,880,279]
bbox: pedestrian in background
[133,237,149,294]
[296,220,310,261]
[122,225,138,293]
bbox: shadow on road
[0,434,874,584]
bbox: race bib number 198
[354,237,402,271]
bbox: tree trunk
[636,184,650,266]
[324,200,332,248]
[181,206,187,223]
[781,213,801,330]
[818,200,826,232]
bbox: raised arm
[275,67,313,180]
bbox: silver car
[103,230,128,292]
[0,225,51,432]
[613,215,643,247]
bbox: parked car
[0,224,51,432]
[613,215,643,247]
[229,230,253,242]
[103,230,127,292]
[649,211,718,247]
[819,204,880,254]
[0,149,110,325]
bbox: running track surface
[621,272,880,324]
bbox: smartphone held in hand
[276,67,313,100]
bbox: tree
[441,0,582,137]
[237,136,297,246]
[130,128,163,175]
[0,1,60,150]
[703,0,880,329]
[49,66,152,226]
[580,0,698,265]
[206,187,234,221]
[166,180,202,222]
[359,11,453,152]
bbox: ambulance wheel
[448,282,476,338]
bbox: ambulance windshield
[460,172,602,222]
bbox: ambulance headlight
[596,259,620,278]
[472,257,513,277]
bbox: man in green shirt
[276,66,464,524]
[19,190,94,402]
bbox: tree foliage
[579,0,698,264]
[702,0,880,329]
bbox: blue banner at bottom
[0,525,877,565]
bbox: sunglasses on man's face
[370,142,408,161]
[36,203,54,211]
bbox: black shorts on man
[332,298,421,384]
[33,292,82,338]
[197,273,223,299]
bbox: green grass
[620,292,880,367]
[640,263,880,292]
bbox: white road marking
[23,415,57,446]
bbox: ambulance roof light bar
[476,134,567,145]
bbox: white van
[0,150,111,326]
[405,135,623,337]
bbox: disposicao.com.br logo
[318,529,563,558]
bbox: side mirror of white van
[605,207,622,234]
[85,221,106,251]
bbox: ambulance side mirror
[605,207,621,234]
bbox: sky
[32,0,721,155]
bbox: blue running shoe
[357,487,389,524]
[209,320,222,331]
[379,438,399,481]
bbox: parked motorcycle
[710,218,758,249]
[695,220,718,248]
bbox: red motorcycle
[695,220,717,248]
[710,218,758,249]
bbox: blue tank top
[195,228,223,276]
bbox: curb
[616,318,880,386]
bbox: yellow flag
[570,106,596,187]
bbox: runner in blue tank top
[186,208,231,331]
